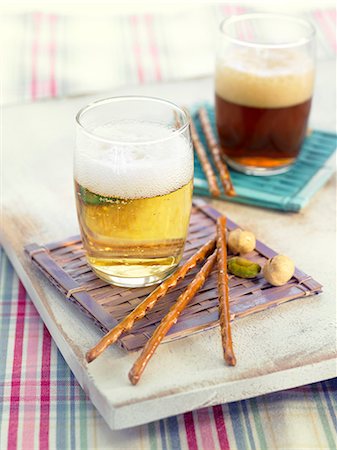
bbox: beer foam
[215,48,314,108]
[75,121,193,199]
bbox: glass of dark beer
[215,14,315,175]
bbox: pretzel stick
[86,238,216,363]
[190,119,221,197]
[198,108,236,197]
[129,250,217,385]
[216,216,236,366]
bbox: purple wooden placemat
[25,199,322,352]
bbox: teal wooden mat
[192,104,337,212]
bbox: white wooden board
[2,70,337,430]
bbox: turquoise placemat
[192,103,337,212]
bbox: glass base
[91,265,177,288]
[226,158,293,176]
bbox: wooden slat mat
[24,199,322,352]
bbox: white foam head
[75,121,193,199]
[216,47,314,108]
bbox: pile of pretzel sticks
[191,108,236,197]
[86,215,236,385]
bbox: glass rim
[75,95,191,146]
[219,13,316,49]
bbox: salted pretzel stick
[216,216,236,366]
[190,119,220,197]
[86,238,216,363]
[129,250,217,385]
[198,108,236,197]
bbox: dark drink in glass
[215,15,315,175]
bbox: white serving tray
[2,75,336,430]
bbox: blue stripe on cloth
[241,400,256,450]
[159,419,168,450]
[310,384,336,449]
[228,402,249,450]
[321,381,337,432]
[326,379,337,407]
[166,415,182,450]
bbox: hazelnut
[263,255,295,286]
[228,228,256,255]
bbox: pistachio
[227,257,261,279]
[263,255,295,286]
[79,186,118,205]
[228,228,256,255]
[79,186,100,205]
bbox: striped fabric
[2,5,336,105]
[1,249,337,449]
[1,5,337,449]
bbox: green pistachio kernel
[227,257,261,279]
[79,186,118,205]
[79,186,101,205]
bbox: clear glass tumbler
[74,96,193,288]
[215,13,316,175]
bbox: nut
[228,228,256,255]
[227,257,261,279]
[262,255,295,286]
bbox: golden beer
[75,179,193,285]
[75,97,193,287]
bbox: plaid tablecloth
[1,4,337,449]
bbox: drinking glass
[215,13,316,175]
[75,96,193,288]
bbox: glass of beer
[74,96,193,288]
[215,14,315,175]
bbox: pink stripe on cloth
[315,10,337,51]
[232,6,255,42]
[184,412,198,450]
[49,14,58,97]
[221,5,232,16]
[131,15,145,83]
[196,408,216,450]
[222,4,246,40]
[22,302,41,450]
[223,5,246,41]
[329,9,336,21]
[322,9,337,50]
[213,405,230,450]
[222,4,243,16]
[7,282,27,450]
[235,6,246,13]
[31,12,42,100]
[39,327,52,450]
[145,14,162,81]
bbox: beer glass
[75,96,193,288]
[215,14,315,175]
